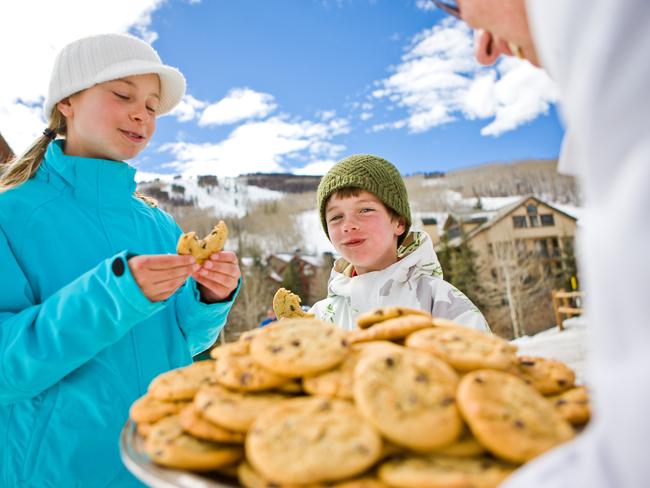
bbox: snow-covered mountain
[137,174,284,218]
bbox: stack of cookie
[128,309,590,488]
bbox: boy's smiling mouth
[343,238,366,247]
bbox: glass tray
[119,421,240,488]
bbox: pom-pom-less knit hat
[44,33,186,118]
[317,154,412,241]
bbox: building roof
[446,195,578,247]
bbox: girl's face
[325,190,405,275]
[58,73,160,161]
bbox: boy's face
[57,74,160,161]
[325,190,405,275]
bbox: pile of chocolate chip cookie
[129,308,590,488]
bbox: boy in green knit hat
[309,153,489,332]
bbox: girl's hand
[128,254,198,302]
[192,251,241,303]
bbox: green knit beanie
[317,154,411,242]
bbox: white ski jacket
[503,1,650,487]
[310,231,489,332]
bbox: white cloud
[0,103,45,156]
[293,160,337,176]
[373,18,558,136]
[169,95,207,122]
[159,115,350,177]
[199,88,277,126]
[415,0,436,11]
[317,110,336,121]
[0,0,166,152]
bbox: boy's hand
[192,251,241,303]
[128,254,198,302]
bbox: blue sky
[1,0,563,179]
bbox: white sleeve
[507,1,650,486]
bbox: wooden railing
[552,290,584,331]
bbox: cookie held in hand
[177,220,228,264]
[273,287,314,319]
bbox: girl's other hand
[128,254,198,302]
[193,251,241,303]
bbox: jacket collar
[328,230,442,296]
[43,140,137,208]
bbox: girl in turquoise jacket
[0,34,241,487]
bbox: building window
[488,243,493,256]
[551,237,560,256]
[513,216,527,228]
[536,239,550,258]
[527,204,538,215]
[529,215,539,227]
[447,226,461,239]
[540,214,555,226]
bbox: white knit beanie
[44,33,186,118]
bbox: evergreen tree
[448,226,485,309]
[559,236,579,290]
[436,232,453,280]
[282,258,307,301]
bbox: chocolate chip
[385,357,395,367]
[374,310,383,316]
[291,340,301,347]
[407,394,418,405]
[514,420,525,429]
[440,396,454,406]
[356,445,370,455]
[289,305,296,311]
[520,360,536,366]
[270,345,283,353]
[203,400,213,409]
[318,400,331,411]
[341,339,349,347]
[240,372,251,385]
[415,372,428,383]
[474,376,484,384]
[558,379,567,386]
[556,399,568,406]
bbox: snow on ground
[140,175,284,217]
[134,171,176,183]
[512,316,589,385]
[472,196,522,211]
[297,210,337,256]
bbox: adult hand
[192,251,241,303]
[128,254,198,302]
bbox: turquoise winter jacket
[0,141,239,487]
